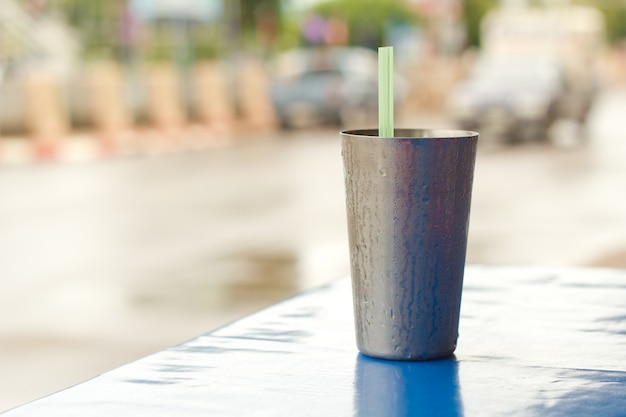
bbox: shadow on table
[354,354,463,417]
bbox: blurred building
[0,0,39,72]
[0,0,78,77]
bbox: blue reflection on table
[355,355,463,417]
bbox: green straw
[378,46,394,137]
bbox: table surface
[3,265,626,416]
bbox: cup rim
[340,128,478,140]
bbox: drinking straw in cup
[378,46,394,137]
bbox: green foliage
[240,0,282,34]
[277,19,302,50]
[55,0,122,60]
[190,26,221,60]
[461,0,498,48]
[238,0,285,53]
[311,0,420,47]
[56,0,226,62]
[568,0,625,44]
[592,5,626,43]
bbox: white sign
[131,0,223,22]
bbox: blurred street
[1,86,626,411]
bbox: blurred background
[2,0,626,411]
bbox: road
[1,88,626,411]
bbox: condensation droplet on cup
[379,168,387,177]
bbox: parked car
[447,54,566,142]
[269,46,405,129]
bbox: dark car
[447,54,566,142]
[269,47,405,129]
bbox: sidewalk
[0,108,445,166]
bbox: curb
[0,126,236,166]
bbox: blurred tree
[577,1,626,43]
[55,0,227,63]
[54,0,123,59]
[239,0,283,52]
[461,0,497,48]
[240,0,281,32]
[604,8,626,42]
[310,0,420,48]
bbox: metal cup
[341,129,478,361]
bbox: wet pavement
[2,88,626,411]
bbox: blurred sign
[409,0,462,18]
[131,0,223,22]
[284,0,328,14]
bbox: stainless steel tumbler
[341,129,478,361]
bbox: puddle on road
[129,248,301,315]
[223,248,300,301]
